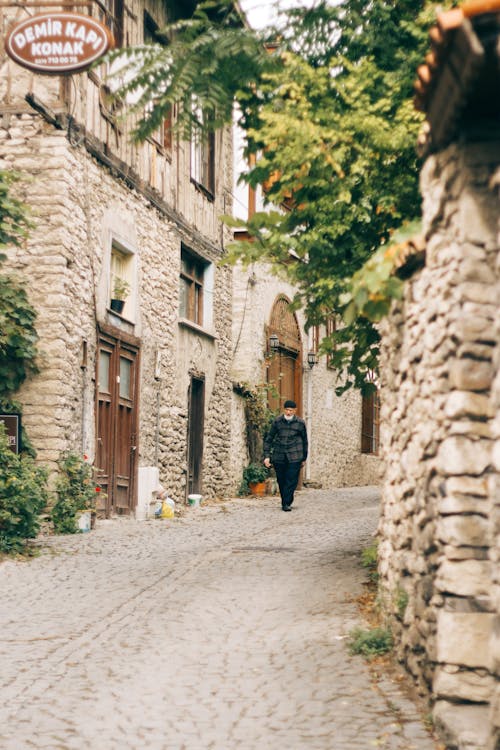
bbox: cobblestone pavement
[0,487,442,750]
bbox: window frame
[98,0,124,48]
[143,12,174,156]
[109,243,135,321]
[190,103,215,198]
[179,248,208,327]
[361,387,380,455]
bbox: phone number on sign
[35,56,79,65]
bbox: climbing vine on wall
[0,170,39,416]
[234,382,277,463]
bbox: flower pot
[249,481,266,496]
[110,298,125,314]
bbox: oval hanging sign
[5,13,113,75]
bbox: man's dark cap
[284,400,296,408]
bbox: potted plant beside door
[240,462,269,496]
[50,452,105,534]
[110,277,130,314]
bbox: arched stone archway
[266,296,303,415]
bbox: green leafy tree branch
[107,0,449,389]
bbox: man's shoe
[282,505,292,512]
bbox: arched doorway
[266,296,303,415]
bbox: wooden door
[187,375,205,497]
[266,295,303,414]
[96,333,139,515]
[267,350,298,411]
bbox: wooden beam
[0,0,112,19]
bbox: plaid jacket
[263,415,308,464]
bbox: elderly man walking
[263,400,308,512]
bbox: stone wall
[230,389,249,493]
[378,138,499,745]
[489,173,500,750]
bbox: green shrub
[0,427,48,553]
[239,462,269,495]
[348,626,393,658]
[361,539,379,583]
[51,452,104,534]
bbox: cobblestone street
[0,487,441,750]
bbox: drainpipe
[305,365,313,482]
[154,349,161,467]
[80,339,88,453]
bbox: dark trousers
[273,459,302,508]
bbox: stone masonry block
[450,421,493,439]
[435,559,491,597]
[445,391,494,419]
[459,189,498,247]
[457,282,499,305]
[436,436,491,475]
[446,476,489,496]
[437,514,489,547]
[451,316,496,343]
[437,611,494,668]
[449,359,494,391]
[438,494,489,514]
[458,258,497,284]
[434,666,494,702]
[433,700,491,750]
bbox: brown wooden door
[187,375,205,497]
[267,349,299,412]
[96,333,139,515]
[267,296,303,415]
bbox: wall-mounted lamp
[269,333,280,351]
[307,350,319,368]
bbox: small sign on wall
[0,414,21,454]
[5,13,113,75]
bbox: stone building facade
[378,5,500,748]
[0,1,235,514]
[229,262,381,492]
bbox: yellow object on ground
[160,499,174,518]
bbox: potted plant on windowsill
[110,277,130,314]
[240,462,269,497]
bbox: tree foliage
[0,426,48,553]
[108,0,443,391]
[0,171,38,409]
